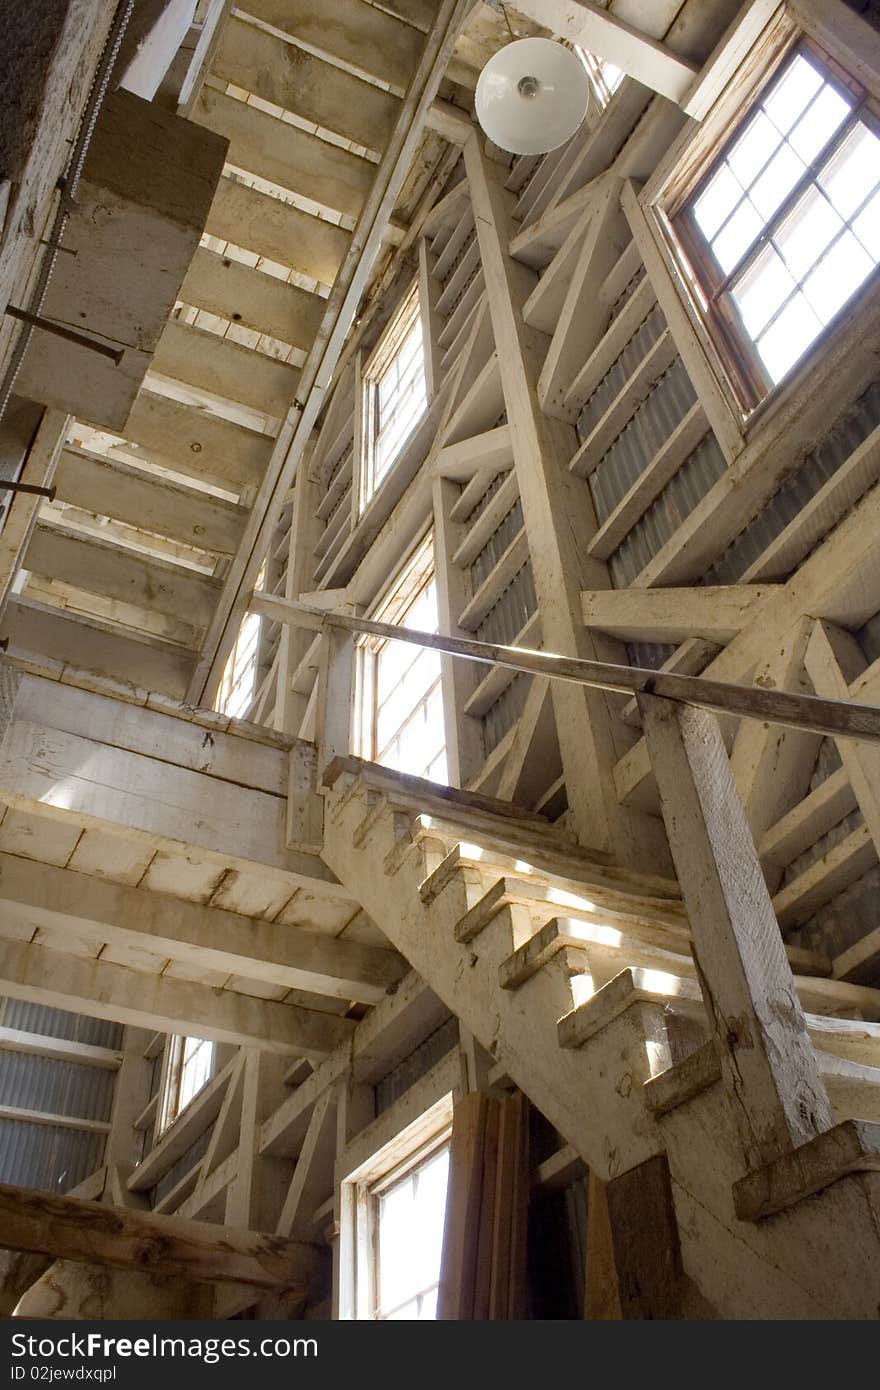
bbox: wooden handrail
[250,592,880,744]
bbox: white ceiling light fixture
[475,35,590,156]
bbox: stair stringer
[322,781,880,1319]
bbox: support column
[639,693,833,1170]
[463,136,667,870]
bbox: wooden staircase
[319,756,880,1318]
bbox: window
[159,1035,215,1132]
[355,533,447,783]
[577,48,624,109]
[372,1142,450,1319]
[672,45,880,408]
[215,563,266,719]
[339,1098,452,1320]
[360,282,427,510]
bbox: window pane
[756,291,822,382]
[376,1145,449,1320]
[774,185,842,279]
[763,53,823,135]
[800,229,874,324]
[693,165,744,240]
[732,244,796,336]
[819,123,880,220]
[712,199,764,273]
[728,111,781,189]
[787,82,852,164]
[853,188,880,258]
[748,142,805,222]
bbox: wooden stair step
[733,1119,880,1221]
[558,968,704,1051]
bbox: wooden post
[639,693,833,1170]
[432,475,485,787]
[316,627,355,778]
[456,137,669,871]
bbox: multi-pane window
[577,48,624,108]
[361,282,427,510]
[372,1143,450,1320]
[160,1035,215,1133]
[674,46,880,406]
[215,563,266,719]
[356,533,447,783]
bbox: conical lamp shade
[475,37,590,156]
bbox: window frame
[338,1093,453,1321]
[657,28,880,414]
[359,280,428,514]
[158,1034,216,1135]
[354,530,447,783]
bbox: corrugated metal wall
[0,998,120,1193]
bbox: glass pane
[732,244,796,336]
[788,82,852,164]
[763,53,824,135]
[774,185,842,279]
[819,123,880,220]
[756,291,823,382]
[694,165,744,240]
[748,142,805,222]
[800,229,874,324]
[728,111,782,189]
[712,199,764,273]
[377,1146,449,1320]
[853,188,880,259]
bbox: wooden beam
[582,584,774,643]
[0,936,354,1058]
[253,592,880,744]
[639,694,832,1170]
[0,852,401,1005]
[0,1181,326,1292]
[507,0,699,103]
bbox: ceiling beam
[0,851,401,1005]
[0,936,354,1058]
[509,0,700,104]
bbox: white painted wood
[639,693,833,1169]
[0,852,400,1003]
[0,936,353,1056]
[581,584,774,643]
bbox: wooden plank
[206,175,351,288]
[243,0,424,92]
[0,1026,122,1070]
[153,319,301,417]
[806,620,880,854]
[25,522,220,629]
[53,447,246,556]
[569,329,680,476]
[275,1088,335,1238]
[213,18,399,152]
[0,936,354,1057]
[123,388,273,492]
[0,1181,326,1291]
[0,852,401,1004]
[772,824,877,931]
[639,694,832,1169]
[182,247,326,352]
[581,583,773,644]
[4,599,195,701]
[192,87,371,221]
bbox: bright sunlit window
[159,1035,215,1133]
[373,1143,450,1320]
[361,282,427,511]
[674,45,880,407]
[215,564,266,719]
[576,47,624,108]
[355,533,447,783]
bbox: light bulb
[475,37,590,156]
